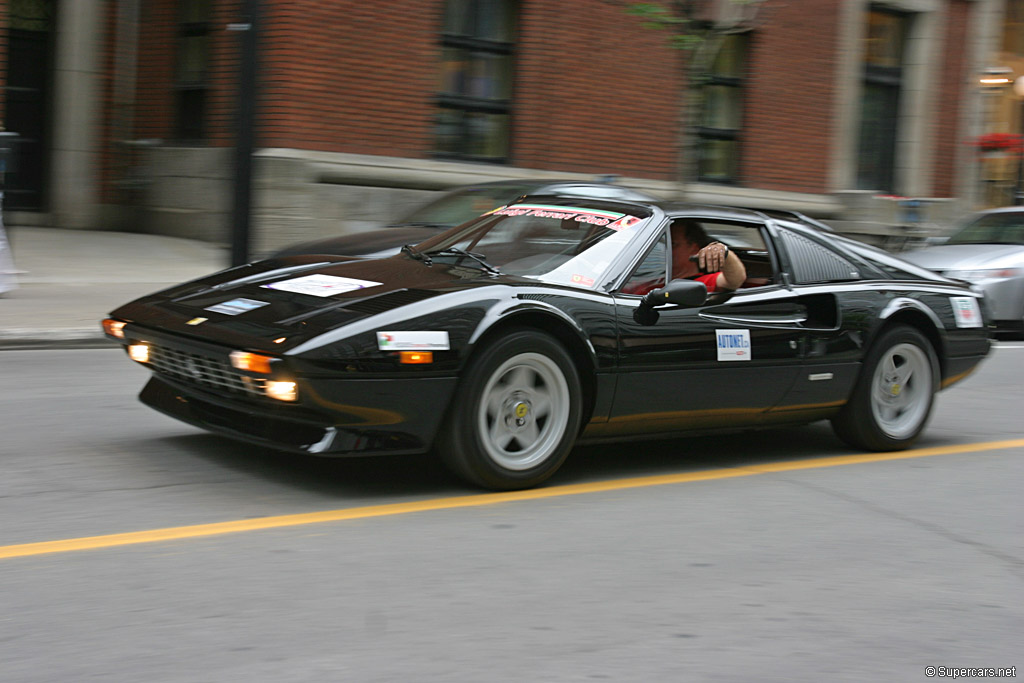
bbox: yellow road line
[3,438,1023,561]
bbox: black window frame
[433,0,517,164]
[695,32,749,185]
[173,0,213,143]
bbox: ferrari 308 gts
[103,196,992,489]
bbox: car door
[605,217,820,435]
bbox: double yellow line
[3,438,1023,561]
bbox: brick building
[0,0,1018,254]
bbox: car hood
[270,226,441,258]
[900,244,1024,271]
[109,254,517,354]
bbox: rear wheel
[831,325,938,451]
[438,330,582,490]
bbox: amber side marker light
[399,351,433,364]
[102,319,127,339]
[230,351,274,374]
[128,344,150,363]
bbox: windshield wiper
[401,244,432,265]
[425,247,501,275]
[388,221,451,229]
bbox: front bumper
[141,372,458,456]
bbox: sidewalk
[0,226,228,349]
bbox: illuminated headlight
[266,381,298,402]
[946,268,1023,282]
[128,343,150,363]
[102,319,127,339]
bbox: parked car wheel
[831,325,938,451]
[438,330,582,490]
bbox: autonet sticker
[716,329,752,361]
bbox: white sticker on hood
[951,296,983,328]
[377,331,450,351]
[204,298,269,316]
[262,274,382,297]
[716,329,751,361]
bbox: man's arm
[697,242,747,290]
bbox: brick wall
[932,0,972,198]
[743,0,840,194]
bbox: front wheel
[438,330,582,490]
[831,325,939,451]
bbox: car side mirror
[642,279,708,308]
[633,279,708,326]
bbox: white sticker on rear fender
[716,329,751,361]
[950,297,983,328]
[377,331,450,351]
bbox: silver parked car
[902,207,1024,336]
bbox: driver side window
[621,232,668,296]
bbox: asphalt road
[1,345,1022,682]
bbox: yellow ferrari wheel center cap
[514,402,530,419]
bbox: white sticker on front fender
[950,297,983,328]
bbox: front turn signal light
[266,381,298,402]
[230,351,274,374]
[399,351,433,364]
[102,319,127,339]
[128,343,150,363]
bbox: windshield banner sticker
[263,274,382,297]
[716,329,752,361]
[204,298,270,316]
[377,331,451,351]
[492,204,632,227]
[950,296,983,328]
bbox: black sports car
[103,196,992,489]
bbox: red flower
[974,132,1023,152]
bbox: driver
[671,219,747,292]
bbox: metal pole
[230,0,259,267]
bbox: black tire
[438,330,582,490]
[831,324,939,451]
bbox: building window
[174,0,212,141]
[435,0,517,162]
[696,33,747,184]
[1003,0,1024,55]
[857,7,908,194]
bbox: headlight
[266,381,298,402]
[946,268,1023,281]
[128,343,150,363]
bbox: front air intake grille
[148,345,267,398]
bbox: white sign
[950,296,983,328]
[263,274,381,297]
[716,329,752,361]
[377,331,450,351]
[205,298,269,316]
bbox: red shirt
[623,272,720,296]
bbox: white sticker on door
[716,329,751,361]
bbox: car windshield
[389,185,536,228]
[411,202,654,289]
[947,213,1024,245]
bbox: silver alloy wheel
[476,351,571,470]
[870,341,932,439]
